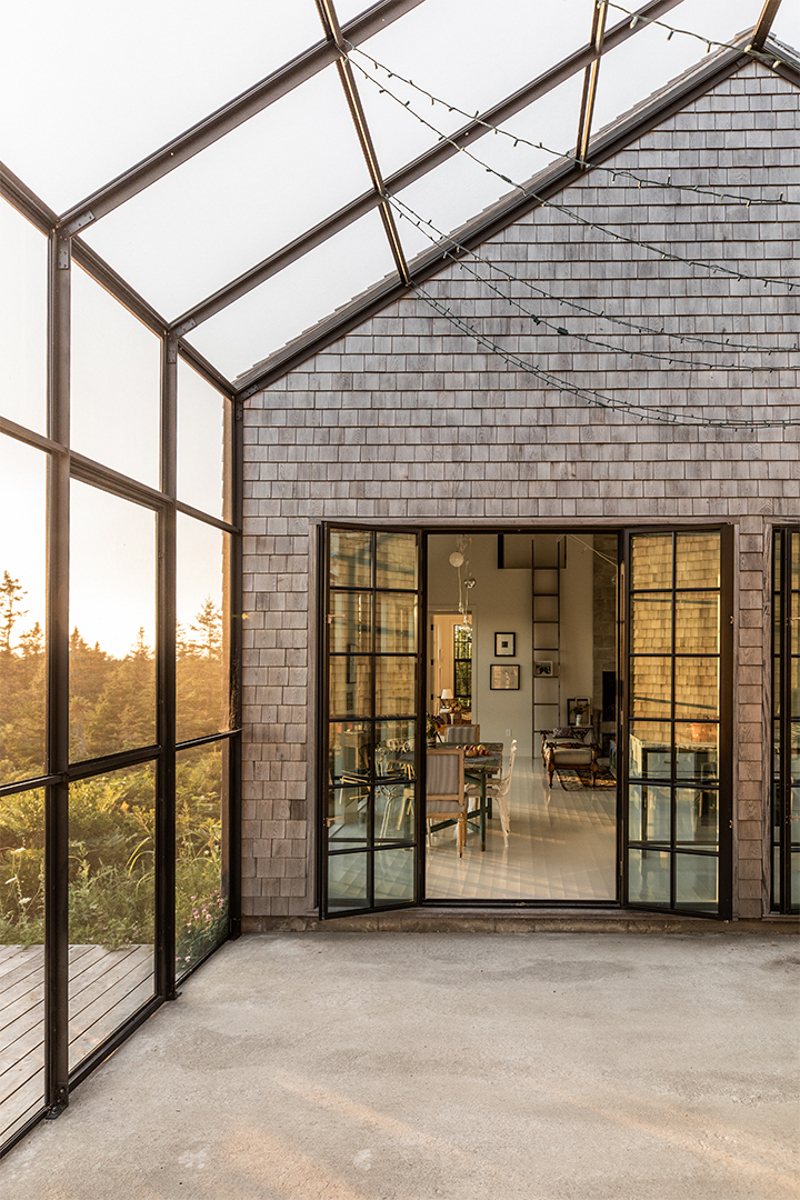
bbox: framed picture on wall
[494,632,515,656]
[490,664,520,690]
[533,660,554,678]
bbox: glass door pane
[624,531,727,916]
[322,527,421,916]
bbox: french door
[772,528,799,912]
[320,526,423,916]
[621,529,733,918]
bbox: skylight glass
[0,198,47,434]
[0,2,324,214]
[83,66,373,322]
[183,210,397,381]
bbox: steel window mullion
[778,530,793,911]
[44,232,70,1117]
[156,337,177,1001]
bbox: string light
[606,2,790,67]
[413,283,800,430]
[386,191,796,373]
[345,54,797,293]
[346,43,784,207]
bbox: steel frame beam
[57,0,424,237]
[576,1,609,164]
[317,0,409,283]
[750,0,783,50]
[170,0,685,341]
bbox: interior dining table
[462,744,503,851]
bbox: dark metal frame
[0,182,242,1156]
[320,523,423,919]
[620,526,733,921]
[772,527,799,914]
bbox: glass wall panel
[68,765,156,1070]
[676,789,718,848]
[376,532,418,590]
[674,658,719,720]
[376,593,417,653]
[327,852,368,913]
[773,528,800,912]
[175,742,227,981]
[0,198,47,433]
[675,595,719,654]
[330,592,372,653]
[329,657,372,718]
[631,534,672,590]
[328,787,370,844]
[630,596,671,654]
[374,847,414,904]
[330,530,372,589]
[628,849,670,907]
[376,657,416,715]
[0,787,45,1142]
[69,482,156,762]
[176,517,229,743]
[630,658,671,718]
[329,722,371,784]
[177,359,228,519]
[674,853,718,915]
[71,264,160,487]
[0,437,47,784]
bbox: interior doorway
[425,532,619,903]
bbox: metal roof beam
[170,0,684,336]
[575,1,609,164]
[57,0,424,237]
[316,0,409,283]
[750,0,783,50]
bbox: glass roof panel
[393,74,584,261]
[590,0,765,137]
[772,6,800,49]
[356,0,592,178]
[1,2,324,213]
[83,66,373,321]
[183,210,397,381]
[71,263,162,487]
[0,198,47,435]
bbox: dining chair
[444,724,480,744]
[465,739,517,846]
[425,747,467,856]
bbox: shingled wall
[241,61,799,922]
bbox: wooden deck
[0,942,154,1145]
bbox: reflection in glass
[0,437,47,784]
[376,720,416,775]
[675,723,718,782]
[628,783,671,844]
[377,592,417,653]
[177,517,229,743]
[631,534,672,591]
[0,197,47,432]
[792,853,800,909]
[71,263,160,487]
[676,788,718,847]
[328,852,368,912]
[675,658,719,720]
[0,787,46,1140]
[376,532,418,590]
[376,657,416,716]
[329,722,371,783]
[69,482,156,762]
[631,596,671,654]
[330,529,371,589]
[376,782,414,843]
[674,853,718,914]
[374,847,414,904]
[630,657,671,718]
[176,742,227,981]
[676,533,720,589]
[629,723,671,779]
[177,358,228,518]
[68,765,155,1070]
[328,787,370,843]
[675,594,719,654]
[329,656,371,717]
[329,591,371,653]
[628,849,670,906]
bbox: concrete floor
[2,932,799,1200]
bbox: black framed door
[320,525,423,917]
[620,528,733,918]
[772,527,799,913]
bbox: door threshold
[242,909,800,934]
